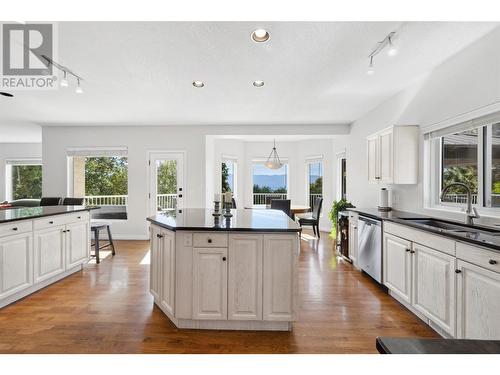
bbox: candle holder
[223,202,233,218]
[212,201,222,217]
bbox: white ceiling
[0,21,498,138]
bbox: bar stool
[90,220,116,263]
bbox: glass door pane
[156,160,178,212]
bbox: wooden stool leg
[95,229,100,264]
[107,225,116,256]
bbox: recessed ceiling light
[192,80,205,88]
[0,92,14,97]
[253,80,265,87]
[251,29,270,43]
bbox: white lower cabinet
[34,226,66,283]
[263,235,296,321]
[383,233,412,303]
[0,232,33,300]
[149,225,162,300]
[192,247,228,320]
[159,229,175,315]
[456,260,500,339]
[348,221,358,265]
[412,243,456,336]
[66,221,90,269]
[228,234,263,320]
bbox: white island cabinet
[147,208,300,331]
[0,207,92,309]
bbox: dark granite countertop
[147,208,301,232]
[349,207,500,252]
[376,337,500,354]
[0,206,98,224]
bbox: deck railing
[252,193,288,205]
[85,195,128,206]
[309,193,323,207]
[157,193,177,210]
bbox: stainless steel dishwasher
[357,215,382,283]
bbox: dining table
[244,204,311,219]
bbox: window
[441,129,478,204]
[67,148,128,219]
[252,163,288,205]
[221,159,236,203]
[428,117,500,210]
[307,160,323,207]
[5,160,42,201]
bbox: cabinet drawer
[193,233,228,248]
[65,211,89,224]
[34,215,67,230]
[0,220,33,238]
[456,242,500,274]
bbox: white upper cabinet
[367,125,419,184]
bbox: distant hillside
[253,175,286,190]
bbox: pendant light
[264,139,283,169]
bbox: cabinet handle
[410,250,415,254]
[12,227,18,231]
[66,229,71,232]
[156,234,163,238]
[208,239,212,243]
[405,248,411,252]
[489,259,498,265]
[62,230,67,233]
[375,177,381,180]
[49,221,54,224]
[455,269,462,274]
[77,216,81,219]
[222,257,227,261]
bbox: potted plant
[328,198,355,238]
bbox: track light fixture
[367,31,397,75]
[41,55,84,94]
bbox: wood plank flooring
[0,230,437,353]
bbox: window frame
[425,122,500,215]
[5,159,43,201]
[305,156,323,208]
[221,156,237,200]
[251,158,290,202]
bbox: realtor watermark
[0,22,58,90]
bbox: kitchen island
[0,206,94,308]
[147,208,301,331]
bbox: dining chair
[270,199,292,218]
[298,197,323,238]
[62,197,85,205]
[40,197,62,206]
[231,197,237,208]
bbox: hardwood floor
[0,231,437,353]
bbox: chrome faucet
[440,182,480,225]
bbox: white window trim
[305,157,323,213]
[424,118,500,218]
[221,156,238,200]
[5,159,43,202]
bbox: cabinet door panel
[349,222,358,265]
[150,226,162,300]
[192,247,227,320]
[228,234,263,320]
[0,233,33,299]
[263,235,297,321]
[383,233,412,303]
[34,227,65,283]
[160,230,175,315]
[379,131,393,183]
[66,221,89,268]
[367,136,379,183]
[457,260,500,339]
[413,243,456,336]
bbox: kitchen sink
[398,218,500,235]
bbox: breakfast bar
[147,208,301,331]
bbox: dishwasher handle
[359,216,381,226]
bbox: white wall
[344,27,500,222]
[0,143,42,201]
[43,124,348,239]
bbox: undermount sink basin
[398,218,500,235]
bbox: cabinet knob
[12,227,18,231]
[222,257,227,261]
[67,229,71,232]
[405,248,411,252]
[489,259,498,265]
[77,216,81,219]
[455,269,462,274]
[208,239,212,243]
[410,250,415,254]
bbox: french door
[148,152,185,215]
